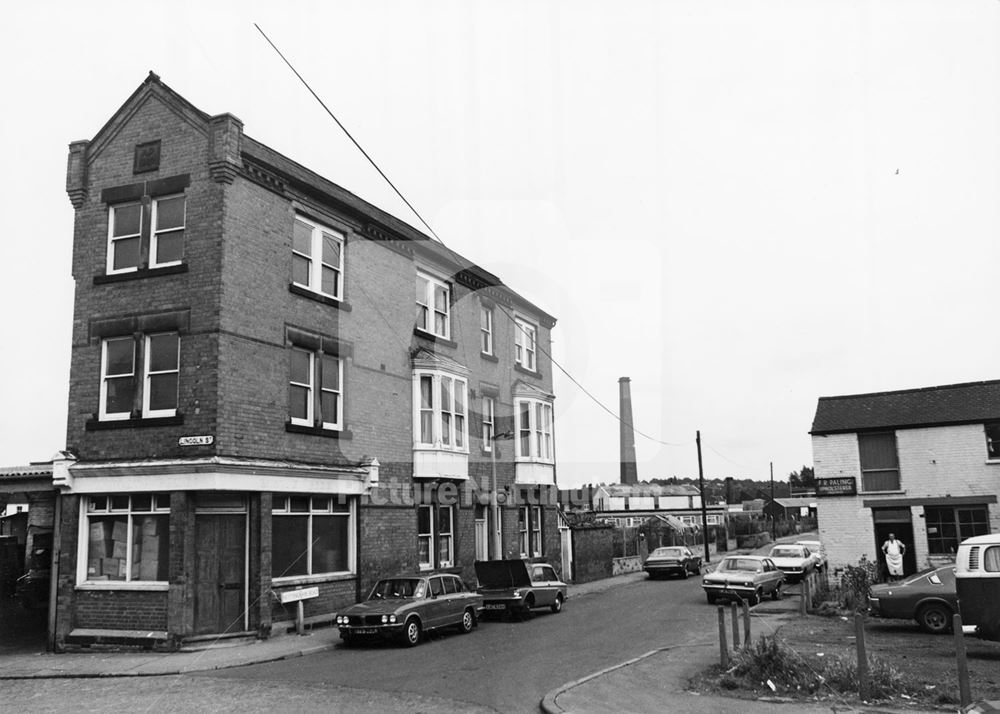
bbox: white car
[767,544,815,582]
[795,539,827,572]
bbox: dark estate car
[336,574,484,647]
[475,559,567,619]
[868,565,958,634]
[643,546,702,579]
[702,555,785,605]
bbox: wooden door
[194,514,246,635]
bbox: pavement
[0,546,951,713]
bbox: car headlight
[512,590,522,597]
[389,614,397,624]
[336,616,345,625]
[381,615,389,624]
[744,581,752,587]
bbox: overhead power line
[255,24,719,455]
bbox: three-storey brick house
[54,73,559,649]
[811,380,1000,577]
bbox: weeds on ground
[718,634,920,703]
[839,555,878,610]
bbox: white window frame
[289,347,343,431]
[99,336,136,421]
[515,398,555,462]
[481,306,494,355]
[482,396,495,452]
[292,215,345,301]
[416,271,451,339]
[271,495,355,581]
[78,493,171,589]
[417,504,455,571]
[142,332,179,418]
[412,370,468,452]
[514,316,537,371]
[149,194,186,269]
[106,201,143,275]
[518,505,543,558]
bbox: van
[955,534,1000,640]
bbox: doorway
[194,512,247,635]
[872,508,916,581]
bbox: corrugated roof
[811,380,1000,435]
[601,483,700,497]
[773,497,816,508]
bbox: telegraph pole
[770,461,776,540]
[697,431,710,563]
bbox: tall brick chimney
[619,377,638,485]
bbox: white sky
[2,1,998,488]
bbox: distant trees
[788,466,816,492]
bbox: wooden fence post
[742,600,751,648]
[954,613,971,707]
[731,601,740,650]
[718,605,729,668]
[855,612,869,701]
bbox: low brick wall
[612,556,642,576]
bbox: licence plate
[484,604,507,610]
[354,628,378,635]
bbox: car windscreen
[770,547,803,558]
[369,578,424,599]
[652,548,685,557]
[720,558,763,573]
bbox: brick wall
[569,525,615,583]
[813,425,1000,571]
[74,590,168,630]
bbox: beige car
[702,555,785,605]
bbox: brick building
[51,72,560,649]
[811,380,1000,577]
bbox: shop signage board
[816,477,857,496]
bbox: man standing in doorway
[882,533,906,581]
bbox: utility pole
[770,461,776,540]
[697,430,710,564]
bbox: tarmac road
[203,571,726,712]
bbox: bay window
[413,371,468,451]
[515,398,554,462]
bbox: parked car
[868,565,958,634]
[643,546,702,579]
[702,555,784,605]
[475,559,567,618]
[335,573,483,647]
[957,534,1000,640]
[795,539,828,572]
[767,544,815,582]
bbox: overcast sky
[2,1,998,488]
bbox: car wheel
[746,589,760,606]
[402,617,422,647]
[551,594,564,614]
[706,593,717,604]
[680,567,689,579]
[771,583,782,601]
[459,608,475,634]
[917,603,953,635]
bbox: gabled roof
[87,73,556,328]
[811,380,1000,435]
